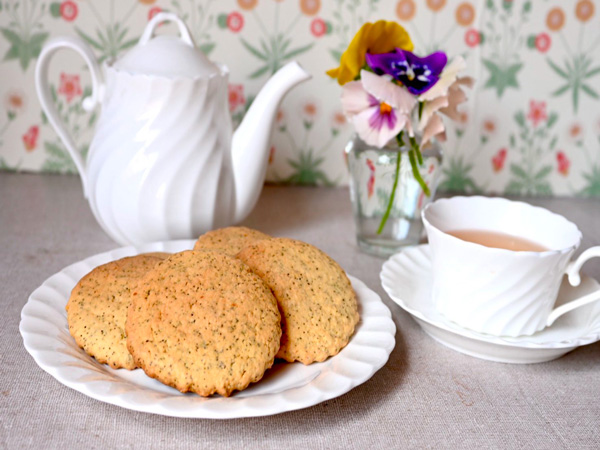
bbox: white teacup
[422,196,600,337]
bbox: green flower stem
[376,133,431,234]
[395,132,404,150]
[409,135,424,165]
[408,149,430,196]
[408,136,430,195]
[377,149,401,235]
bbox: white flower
[416,56,474,144]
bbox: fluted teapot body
[36,13,310,245]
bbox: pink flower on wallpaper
[546,7,566,32]
[310,18,327,37]
[58,73,82,103]
[300,100,319,124]
[366,159,376,198]
[5,89,25,115]
[396,0,416,21]
[568,122,584,142]
[237,0,257,10]
[455,3,476,27]
[575,0,595,23]
[330,111,346,135]
[228,84,245,112]
[269,146,275,165]
[426,0,447,12]
[464,29,481,47]
[148,7,162,21]
[22,125,39,152]
[492,148,507,172]
[300,0,321,16]
[535,33,551,53]
[60,1,78,22]
[481,117,497,137]
[276,109,286,130]
[227,12,244,32]
[556,151,570,176]
[527,100,547,127]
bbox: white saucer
[381,245,600,363]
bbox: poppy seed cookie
[236,238,360,365]
[144,252,172,259]
[126,250,281,397]
[193,226,271,256]
[66,254,168,370]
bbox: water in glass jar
[346,136,442,257]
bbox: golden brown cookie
[144,252,172,259]
[126,250,281,397]
[236,238,360,365]
[66,253,168,370]
[193,226,270,256]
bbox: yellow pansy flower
[327,21,414,85]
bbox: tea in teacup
[446,229,548,252]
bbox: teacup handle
[35,36,103,198]
[546,246,600,327]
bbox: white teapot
[35,12,310,246]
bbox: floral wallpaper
[0,0,599,196]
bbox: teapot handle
[35,36,103,197]
[139,12,195,47]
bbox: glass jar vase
[345,134,443,257]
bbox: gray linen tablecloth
[1,173,599,449]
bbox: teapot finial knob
[139,12,195,48]
[112,12,219,78]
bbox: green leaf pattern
[1,0,48,70]
[547,54,600,113]
[438,156,481,193]
[504,104,558,196]
[237,7,314,79]
[480,0,529,97]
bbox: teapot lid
[113,12,220,78]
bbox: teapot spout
[231,61,311,223]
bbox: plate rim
[20,240,396,419]
[380,244,600,350]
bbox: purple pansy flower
[341,70,417,148]
[366,49,448,95]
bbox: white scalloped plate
[381,245,600,364]
[20,240,396,418]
